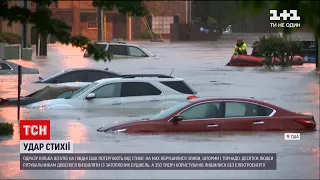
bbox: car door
[220,101,269,131]
[53,71,87,83]
[107,44,129,59]
[165,102,222,133]
[82,83,123,111]
[121,82,166,116]
[126,46,148,57]
[0,62,13,74]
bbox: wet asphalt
[0,40,319,179]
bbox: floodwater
[0,40,319,179]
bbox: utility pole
[36,1,47,57]
[21,0,28,49]
[97,8,104,41]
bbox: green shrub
[258,35,303,67]
[133,31,153,40]
[0,32,21,44]
[0,36,7,43]
[0,122,14,135]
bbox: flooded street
[0,40,319,179]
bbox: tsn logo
[20,120,50,140]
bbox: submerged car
[35,68,121,84]
[0,59,39,74]
[97,97,317,133]
[83,41,156,59]
[26,74,198,110]
[0,82,90,106]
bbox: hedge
[0,32,22,44]
[0,122,14,135]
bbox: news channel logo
[19,120,73,153]
[269,10,301,28]
[284,133,300,140]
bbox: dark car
[97,97,317,133]
[0,83,88,106]
[35,68,121,84]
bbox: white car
[83,41,156,59]
[26,74,198,112]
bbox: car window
[108,45,128,56]
[87,71,118,82]
[127,46,148,57]
[97,44,107,50]
[56,90,76,99]
[92,83,121,98]
[225,102,259,117]
[141,47,155,57]
[258,106,274,116]
[160,81,195,94]
[180,102,221,120]
[0,63,12,70]
[55,71,87,83]
[70,82,98,99]
[121,82,162,97]
[150,101,191,120]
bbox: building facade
[43,1,191,41]
[1,1,32,44]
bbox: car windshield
[26,88,45,97]
[149,101,191,120]
[70,82,98,99]
[141,46,155,57]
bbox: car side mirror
[171,115,183,122]
[85,93,96,100]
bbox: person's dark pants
[251,51,259,56]
[238,51,247,55]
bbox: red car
[97,98,317,133]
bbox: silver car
[0,59,39,75]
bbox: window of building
[152,16,174,34]
[80,13,98,29]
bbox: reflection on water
[0,123,20,146]
[64,170,87,179]
[66,121,87,144]
[307,81,320,105]
[7,60,39,69]
[0,107,24,145]
[0,161,20,179]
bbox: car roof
[0,60,14,66]
[96,41,140,47]
[62,68,120,74]
[188,97,272,106]
[55,82,92,87]
[95,77,184,84]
